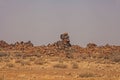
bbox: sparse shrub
[78,72,95,78]
[34,53,41,57]
[58,59,64,63]
[66,53,73,58]
[34,59,46,65]
[71,62,79,69]
[23,53,41,58]
[0,53,8,57]
[15,59,22,63]
[101,54,110,60]
[110,52,120,63]
[112,57,120,63]
[90,53,102,59]
[6,63,14,68]
[20,60,31,66]
[3,58,10,62]
[29,57,36,61]
[79,53,90,59]
[53,63,67,69]
[14,53,24,58]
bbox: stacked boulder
[53,32,71,49]
[60,32,71,47]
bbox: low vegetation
[53,63,68,69]
[78,72,96,78]
[71,62,79,69]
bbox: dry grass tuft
[110,52,120,63]
[15,59,22,63]
[0,53,8,57]
[78,72,96,78]
[53,63,67,69]
[34,59,46,65]
[29,57,36,61]
[71,62,79,69]
[6,63,14,68]
[20,60,31,66]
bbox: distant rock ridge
[0,33,120,57]
[0,40,33,50]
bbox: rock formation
[60,32,71,47]
[0,40,9,48]
[52,32,71,49]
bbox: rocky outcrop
[0,33,120,58]
[0,40,9,48]
[51,33,71,50]
[0,40,34,51]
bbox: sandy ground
[0,56,120,80]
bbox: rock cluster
[13,41,33,50]
[0,40,9,48]
[0,40,33,51]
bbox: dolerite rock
[60,32,71,48]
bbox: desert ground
[0,54,120,80]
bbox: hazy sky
[0,0,120,46]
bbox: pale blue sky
[0,0,120,46]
